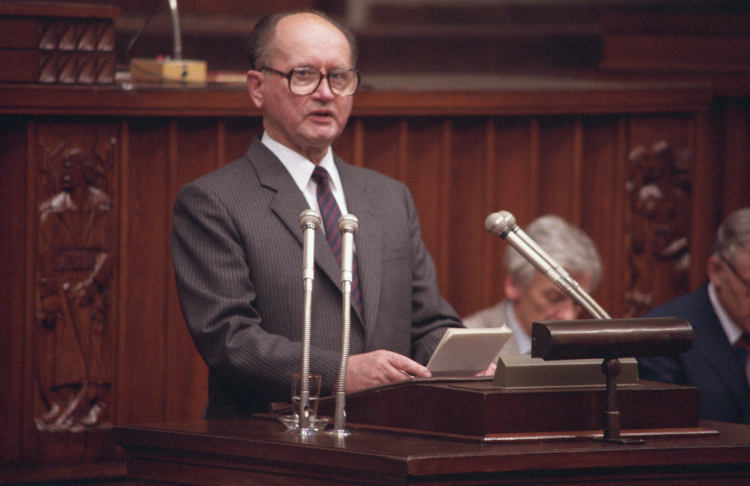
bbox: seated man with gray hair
[637,207,750,424]
[463,214,603,355]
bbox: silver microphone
[331,214,358,435]
[338,214,359,285]
[485,211,610,320]
[298,209,321,431]
[300,210,321,283]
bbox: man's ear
[247,70,264,108]
[504,274,522,301]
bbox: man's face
[505,270,594,338]
[708,248,750,333]
[247,13,353,162]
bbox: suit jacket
[171,137,461,418]
[637,283,750,424]
[462,299,522,356]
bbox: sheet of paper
[426,327,513,376]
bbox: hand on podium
[345,350,431,392]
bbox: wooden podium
[315,376,705,442]
[114,378,750,485]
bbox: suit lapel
[248,140,342,292]
[691,295,749,416]
[337,159,380,336]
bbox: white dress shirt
[261,132,349,231]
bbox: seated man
[638,208,750,424]
[463,214,602,355]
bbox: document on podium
[427,327,513,377]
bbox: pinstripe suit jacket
[171,137,462,418]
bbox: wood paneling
[1,81,749,483]
[0,117,28,467]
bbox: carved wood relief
[35,126,118,434]
[0,4,118,84]
[625,139,692,317]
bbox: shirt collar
[505,300,532,354]
[261,132,340,193]
[708,281,745,346]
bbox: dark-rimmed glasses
[720,254,750,296]
[262,67,360,96]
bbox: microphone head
[299,209,321,229]
[485,211,516,237]
[338,214,359,233]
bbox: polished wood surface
[114,417,750,485]
[314,378,701,441]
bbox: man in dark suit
[638,208,750,424]
[171,10,463,419]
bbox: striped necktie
[311,166,363,316]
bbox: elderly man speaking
[171,10,466,419]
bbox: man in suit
[638,208,750,424]
[463,214,602,355]
[171,10,463,419]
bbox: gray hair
[713,208,750,264]
[505,214,603,290]
[246,10,358,71]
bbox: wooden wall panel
[4,83,745,483]
[688,111,723,292]
[723,102,750,216]
[119,118,170,426]
[445,117,488,317]
[359,118,401,180]
[579,116,625,317]
[495,118,538,225]
[400,118,446,292]
[0,119,27,467]
[536,117,579,220]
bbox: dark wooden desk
[114,418,750,485]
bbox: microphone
[338,214,359,285]
[485,211,610,320]
[300,210,321,283]
[331,214,358,435]
[298,209,321,431]
[167,0,183,61]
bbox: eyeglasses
[720,255,750,296]
[262,67,360,96]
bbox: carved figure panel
[625,140,692,317]
[35,127,117,432]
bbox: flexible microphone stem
[332,214,358,435]
[298,210,321,430]
[485,211,610,320]
[167,0,183,60]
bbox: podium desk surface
[114,418,750,486]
